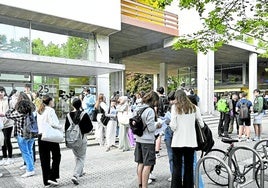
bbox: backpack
[23,112,38,139]
[65,111,86,148]
[263,97,268,110]
[239,100,249,119]
[195,121,214,156]
[158,96,169,117]
[129,107,149,137]
[216,98,229,113]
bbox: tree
[152,0,268,54]
[126,73,153,95]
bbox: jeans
[16,135,35,172]
[164,126,173,174]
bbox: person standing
[0,86,14,166]
[170,89,204,188]
[134,91,160,188]
[37,95,62,187]
[228,93,239,134]
[82,88,96,120]
[105,99,118,152]
[216,92,233,138]
[94,93,108,146]
[3,99,35,178]
[236,92,252,141]
[252,89,264,141]
[117,96,131,152]
[64,98,93,185]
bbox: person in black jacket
[64,98,93,185]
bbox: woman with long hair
[134,91,160,188]
[170,90,204,188]
[94,93,108,146]
[37,95,62,187]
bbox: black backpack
[158,96,169,117]
[263,97,268,110]
[129,107,149,137]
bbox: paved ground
[0,115,268,188]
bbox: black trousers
[171,147,194,188]
[2,126,13,158]
[38,136,61,186]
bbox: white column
[248,52,258,102]
[197,50,215,114]
[159,63,168,93]
[95,34,110,102]
[242,63,247,85]
[153,74,158,92]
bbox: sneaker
[148,178,153,184]
[79,172,86,177]
[71,176,79,185]
[4,158,14,166]
[246,138,251,142]
[149,173,157,180]
[20,165,26,170]
[168,177,172,182]
[21,171,35,178]
[105,147,110,152]
[252,137,260,141]
[0,173,3,177]
[0,158,7,166]
[48,179,59,186]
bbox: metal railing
[196,155,234,188]
[121,0,178,30]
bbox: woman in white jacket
[169,89,204,188]
[37,95,62,187]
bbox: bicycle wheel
[254,139,268,159]
[203,149,235,186]
[255,161,268,188]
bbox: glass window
[0,23,30,53]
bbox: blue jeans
[17,135,35,172]
[164,126,173,174]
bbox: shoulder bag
[41,122,64,143]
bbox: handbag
[118,111,130,125]
[100,107,110,126]
[41,123,64,143]
[195,120,206,151]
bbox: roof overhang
[0,51,125,77]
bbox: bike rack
[228,145,264,188]
[195,155,234,188]
[253,139,268,181]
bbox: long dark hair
[72,98,83,124]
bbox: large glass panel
[215,65,222,85]
[0,23,30,53]
[222,65,242,85]
[31,29,91,60]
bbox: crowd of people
[216,89,268,142]
[3,83,266,188]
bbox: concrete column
[242,63,247,85]
[159,63,168,93]
[95,34,110,102]
[153,74,158,92]
[197,50,215,114]
[248,52,258,102]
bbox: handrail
[196,156,234,188]
[121,0,178,30]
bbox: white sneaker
[149,173,157,180]
[4,158,14,166]
[0,173,3,177]
[168,177,172,182]
[148,178,153,184]
[0,158,7,166]
[21,171,35,178]
[20,165,26,170]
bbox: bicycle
[203,138,268,187]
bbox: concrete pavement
[0,115,268,188]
